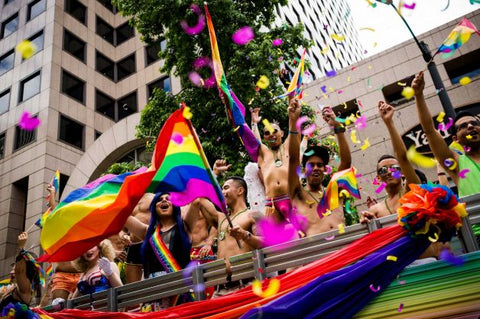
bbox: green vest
[458,154,480,198]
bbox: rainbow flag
[437,18,479,58]
[45,263,54,277]
[35,207,53,229]
[318,167,361,216]
[146,104,227,213]
[46,170,60,207]
[204,4,260,162]
[276,49,306,100]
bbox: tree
[112,0,312,176]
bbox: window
[97,0,116,13]
[24,31,44,59]
[61,69,85,103]
[0,88,10,115]
[27,0,46,21]
[65,0,86,25]
[117,91,137,121]
[145,40,166,65]
[95,51,115,80]
[381,75,415,106]
[116,21,134,46]
[95,89,137,121]
[332,99,361,123]
[0,50,15,76]
[14,120,37,150]
[0,132,5,159]
[116,53,136,81]
[95,89,115,119]
[94,130,102,140]
[147,77,171,97]
[444,48,480,85]
[59,114,84,149]
[63,29,86,62]
[19,71,41,102]
[96,16,114,44]
[4,0,15,4]
[1,13,19,38]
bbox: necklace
[270,146,283,167]
[218,208,248,241]
[305,187,323,208]
[384,191,402,215]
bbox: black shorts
[126,242,143,265]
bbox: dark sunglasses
[377,164,401,176]
[263,129,278,136]
[454,120,480,132]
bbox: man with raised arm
[412,71,480,197]
[287,99,352,236]
[360,101,420,223]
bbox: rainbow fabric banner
[149,226,181,273]
[276,49,306,100]
[35,207,53,229]
[318,167,361,216]
[146,104,227,213]
[437,17,479,58]
[204,4,260,162]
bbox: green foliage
[105,161,147,175]
[113,0,312,174]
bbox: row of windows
[1,0,46,39]
[0,70,41,115]
[0,30,44,76]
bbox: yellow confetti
[16,40,37,59]
[329,87,335,92]
[359,27,375,32]
[322,210,332,217]
[407,146,437,168]
[262,119,274,133]
[343,102,348,109]
[256,75,270,89]
[397,82,407,87]
[436,112,445,123]
[348,114,356,123]
[234,126,240,132]
[330,33,345,42]
[252,278,280,298]
[182,106,193,120]
[305,200,316,205]
[428,233,439,243]
[338,224,345,234]
[248,98,254,105]
[360,138,370,150]
[347,76,351,82]
[350,130,361,144]
[401,87,415,100]
[386,255,398,262]
[373,42,378,48]
[466,134,472,140]
[459,76,471,86]
[321,46,329,54]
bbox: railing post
[458,217,480,253]
[367,219,381,233]
[66,299,74,309]
[192,264,206,301]
[252,249,266,281]
[107,287,118,312]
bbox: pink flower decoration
[232,26,254,45]
[272,38,283,46]
[18,111,40,131]
[180,4,205,36]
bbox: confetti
[372,177,379,185]
[398,303,404,312]
[428,233,439,242]
[436,112,446,122]
[444,158,457,170]
[360,138,370,150]
[321,85,327,93]
[392,170,402,179]
[252,278,281,298]
[18,112,40,130]
[321,46,329,54]
[338,224,345,234]
[366,78,371,88]
[458,169,470,179]
[387,255,398,262]
[375,182,386,194]
[324,165,332,174]
[401,87,415,100]
[407,146,437,168]
[466,134,473,140]
[183,106,193,120]
[369,284,381,292]
[355,116,367,130]
[439,248,465,266]
[256,75,270,89]
[188,71,204,87]
[350,130,361,144]
[326,70,337,77]
[324,235,335,241]
[459,76,471,86]
[258,218,297,248]
[330,33,345,42]
[171,133,184,144]
[403,2,416,10]
[16,40,37,59]
[397,81,407,86]
[359,27,375,32]
[397,280,406,285]
[272,38,283,46]
[180,4,205,36]
[262,119,274,133]
[232,26,254,45]
[296,166,305,179]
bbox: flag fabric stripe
[438,18,479,54]
[276,50,306,99]
[318,167,361,215]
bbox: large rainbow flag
[204,4,260,162]
[437,17,479,57]
[146,104,227,213]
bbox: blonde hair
[74,239,116,272]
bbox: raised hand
[411,71,425,97]
[378,101,394,123]
[288,97,301,122]
[321,106,340,127]
[17,232,28,249]
[366,196,378,209]
[98,257,113,276]
[213,159,231,176]
[250,107,262,124]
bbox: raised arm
[288,98,302,199]
[15,232,32,297]
[379,101,420,188]
[250,107,262,141]
[412,72,458,181]
[194,198,220,228]
[124,216,148,240]
[47,183,57,209]
[322,107,351,170]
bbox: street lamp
[375,0,456,120]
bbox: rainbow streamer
[318,167,361,216]
[204,4,260,162]
[21,251,45,287]
[146,104,228,213]
[149,226,181,273]
[276,49,306,100]
[437,18,479,57]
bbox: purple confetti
[439,248,465,266]
[398,303,404,312]
[321,85,327,93]
[18,111,40,131]
[392,170,402,179]
[326,70,337,77]
[375,182,387,194]
[369,284,381,292]
[232,26,254,45]
[172,133,184,144]
[180,4,205,36]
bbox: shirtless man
[250,103,301,222]
[287,100,352,236]
[196,176,263,296]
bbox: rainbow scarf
[149,226,181,273]
[146,104,227,213]
[276,49,306,100]
[204,4,260,162]
[318,167,361,216]
[437,17,479,58]
[45,263,54,277]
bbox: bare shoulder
[370,201,390,218]
[248,209,263,221]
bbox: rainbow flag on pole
[146,104,227,213]
[204,4,260,162]
[437,17,479,58]
[276,49,306,100]
[318,167,361,216]
[46,170,60,207]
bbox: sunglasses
[377,164,401,176]
[454,120,480,132]
[263,129,278,136]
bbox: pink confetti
[272,38,283,46]
[397,280,406,285]
[18,111,40,131]
[324,165,332,174]
[355,115,367,130]
[302,124,316,136]
[443,117,453,131]
[189,57,216,88]
[464,146,471,152]
[324,235,335,241]
[337,90,343,94]
[232,26,254,45]
[369,284,381,292]
[296,115,309,131]
[398,303,404,312]
[458,169,470,179]
[172,133,184,144]
[372,177,379,185]
[402,2,416,9]
[375,182,387,194]
[258,218,297,249]
[180,4,205,36]
[355,173,363,178]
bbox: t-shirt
[458,154,480,198]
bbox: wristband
[245,231,251,241]
[437,172,446,176]
[334,126,346,134]
[289,130,299,135]
[251,123,257,127]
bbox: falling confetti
[398,303,404,312]
[256,75,270,89]
[350,130,361,144]
[360,138,370,150]
[18,112,40,130]
[375,182,387,194]
[459,76,471,85]
[401,87,415,100]
[16,40,37,59]
[330,33,345,42]
[436,111,446,122]
[428,233,439,242]
[326,70,337,77]
[386,255,398,262]
[272,38,283,46]
[444,158,457,170]
[180,4,205,35]
[369,284,381,292]
[439,248,465,266]
[258,218,297,248]
[338,224,345,234]
[183,106,193,120]
[232,26,254,45]
[407,146,437,168]
[458,169,470,179]
[171,133,184,144]
[262,119,274,133]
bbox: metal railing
[67,193,480,311]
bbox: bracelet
[437,172,446,176]
[245,231,251,241]
[334,126,346,134]
[289,130,299,135]
[251,123,257,127]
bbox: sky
[346,0,479,57]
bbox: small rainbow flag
[437,18,479,58]
[276,49,306,100]
[45,263,54,277]
[149,226,181,273]
[318,167,361,216]
[46,170,60,207]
